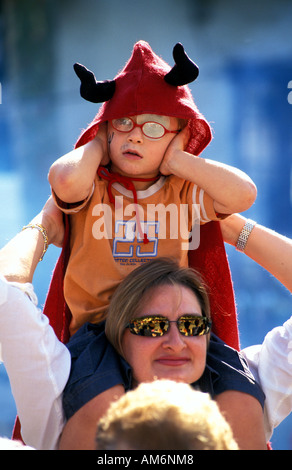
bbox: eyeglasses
[126,315,212,338]
[111,117,180,139]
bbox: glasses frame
[110,117,180,139]
[126,314,212,338]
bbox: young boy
[46,41,265,449]
[48,42,256,336]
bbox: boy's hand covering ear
[159,126,191,176]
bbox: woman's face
[121,283,208,386]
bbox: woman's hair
[105,257,210,357]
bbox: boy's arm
[48,123,108,204]
[160,127,257,215]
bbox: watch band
[236,219,256,252]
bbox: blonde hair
[105,258,211,357]
[96,380,238,450]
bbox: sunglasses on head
[126,315,212,338]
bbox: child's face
[107,114,180,179]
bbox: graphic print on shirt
[112,220,160,258]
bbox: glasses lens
[128,316,169,337]
[112,118,133,132]
[177,316,211,336]
[142,122,165,139]
[127,315,211,337]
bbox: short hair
[105,257,210,357]
[96,380,238,450]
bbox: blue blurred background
[0,0,291,449]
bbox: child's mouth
[123,150,142,160]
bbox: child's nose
[127,125,143,143]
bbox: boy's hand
[159,126,190,175]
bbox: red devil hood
[74,41,212,156]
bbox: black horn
[164,43,199,87]
[73,63,116,103]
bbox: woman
[60,257,264,450]
[0,200,289,449]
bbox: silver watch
[236,219,256,252]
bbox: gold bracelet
[22,223,49,261]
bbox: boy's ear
[73,63,116,103]
[164,43,199,87]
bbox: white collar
[112,176,166,200]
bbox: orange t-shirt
[54,174,221,335]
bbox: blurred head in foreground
[96,380,238,450]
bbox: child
[48,41,256,336]
[45,41,265,449]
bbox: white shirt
[242,317,292,442]
[0,276,291,448]
[0,276,70,450]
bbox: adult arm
[242,317,292,441]
[0,277,71,449]
[215,391,267,450]
[220,213,292,293]
[0,198,70,449]
[0,197,64,283]
[58,385,125,450]
[221,214,292,440]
